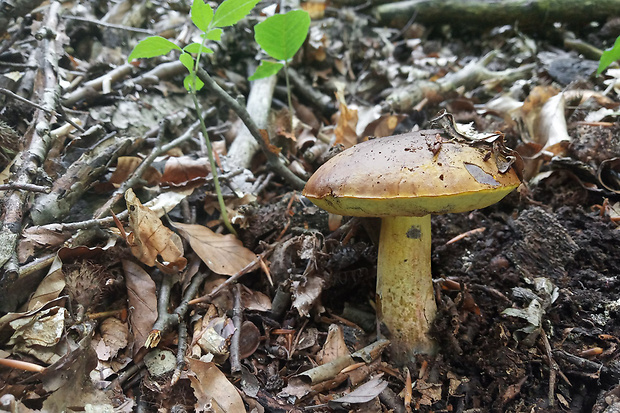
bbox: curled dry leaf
[172,222,256,276]
[334,90,358,148]
[316,324,349,365]
[125,189,187,274]
[96,317,129,361]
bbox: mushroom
[302,129,522,364]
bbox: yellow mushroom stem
[377,214,437,362]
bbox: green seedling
[128,0,262,235]
[597,35,620,75]
[249,10,311,131]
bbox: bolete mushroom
[302,128,522,363]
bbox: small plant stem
[191,94,236,236]
[189,38,236,235]
[283,61,294,134]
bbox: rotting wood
[30,132,143,225]
[373,0,620,31]
[0,0,46,35]
[0,1,63,279]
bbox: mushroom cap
[302,130,522,217]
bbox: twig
[0,183,50,193]
[288,67,337,117]
[150,271,209,342]
[196,68,306,190]
[445,227,486,245]
[0,358,46,372]
[0,87,85,132]
[539,327,558,407]
[171,321,188,386]
[62,15,156,35]
[92,118,201,218]
[62,63,134,107]
[229,284,243,375]
[188,247,274,305]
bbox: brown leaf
[316,324,349,365]
[291,275,324,317]
[122,260,157,354]
[110,156,161,188]
[96,317,129,361]
[27,256,65,311]
[188,358,246,413]
[172,222,256,276]
[125,188,186,274]
[334,91,358,148]
[259,129,282,155]
[160,156,211,188]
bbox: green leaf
[254,10,310,61]
[183,42,214,54]
[204,28,223,41]
[128,36,182,62]
[191,0,214,32]
[179,52,195,72]
[212,0,260,27]
[598,35,620,75]
[184,74,205,92]
[249,60,284,80]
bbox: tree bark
[374,0,620,30]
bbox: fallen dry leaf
[172,222,256,276]
[316,324,349,365]
[330,375,388,406]
[188,358,246,413]
[125,188,187,274]
[26,256,65,311]
[110,156,161,188]
[122,260,157,354]
[97,317,129,361]
[160,156,211,188]
[334,90,359,148]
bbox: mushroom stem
[377,215,437,362]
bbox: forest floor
[0,1,619,412]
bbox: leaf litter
[0,1,620,412]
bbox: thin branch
[0,88,85,132]
[92,117,201,218]
[188,247,274,305]
[196,68,306,190]
[62,15,156,35]
[0,183,50,193]
[229,284,243,375]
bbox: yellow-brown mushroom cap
[302,130,522,217]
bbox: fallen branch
[384,52,535,112]
[373,0,620,30]
[197,68,306,190]
[0,1,62,275]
